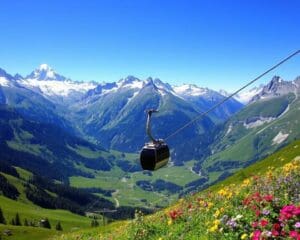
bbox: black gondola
[140,109,170,171]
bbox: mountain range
[1,63,300,208]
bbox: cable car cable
[164,50,300,142]
[147,49,300,208]
[86,49,300,215]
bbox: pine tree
[55,221,63,231]
[0,207,6,224]
[10,219,15,225]
[40,218,51,229]
[15,213,21,226]
[24,218,29,226]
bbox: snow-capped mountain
[17,64,97,101]
[221,76,300,104]
[0,68,17,87]
[173,84,209,97]
[230,85,264,104]
[26,64,67,81]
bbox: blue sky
[0,0,299,91]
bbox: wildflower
[169,209,183,220]
[263,194,273,202]
[252,222,258,228]
[226,218,237,228]
[234,214,243,220]
[252,230,261,240]
[241,233,248,239]
[167,219,172,225]
[242,179,251,187]
[261,231,272,238]
[271,230,279,237]
[260,219,268,227]
[289,230,299,239]
[214,209,220,218]
[279,205,300,221]
[220,214,229,223]
[213,219,220,226]
[295,222,300,228]
[255,210,260,217]
[208,224,218,232]
[262,209,270,215]
[272,223,281,231]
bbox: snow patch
[234,86,263,104]
[158,89,166,96]
[19,79,96,96]
[117,79,144,89]
[0,77,10,87]
[225,124,233,135]
[173,84,208,96]
[272,131,289,145]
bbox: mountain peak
[173,84,208,96]
[38,63,52,71]
[26,64,67,81]
[249,76,297,103]
[0,68,14,81]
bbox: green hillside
[52,139,300,239]
[0,167,92,240]
[192,92,300,190]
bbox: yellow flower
[242,178,251,187]
[214,209,220,218]
[218,188,227,196]
[213,219,220,226]
[158,238,163,240]
[208,224,218,232]
[207,202,214,208]
[226,192,233,199]
[167,219,172,225]
[241,233,248,239]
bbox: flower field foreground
[54,141,300,240]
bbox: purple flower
[295,222,300,228]
[226,218,237,228]
[262,209,270,215]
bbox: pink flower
[280,205,300,221]
[252,222,258,228]
[295,222,300,228]
[252,230,261,240]
[255,210,260,217]
[263,195,273,202]
[260,219,268,227]
[289,230,299,239]
[169,209,183,220]
[272,230,279,237]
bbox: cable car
[140,109,170,171]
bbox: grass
[0,225,56,240]
[52,139,300,240]
[0,196,91,232]
[69,160,201,207]
[207,139,300,192]
[0,167,93,240]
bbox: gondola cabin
[140,109,170,171]
[140,140,169,171]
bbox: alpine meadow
[0,1,300,240]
